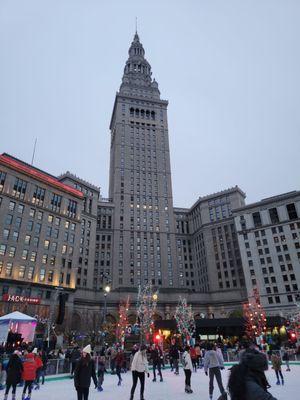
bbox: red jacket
[35,355,43,370]
[22,354,38,381]
[190,347,197,360]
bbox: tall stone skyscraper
[109,33,179,290]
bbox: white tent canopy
[0,311,37,343]
[0,311,37,322]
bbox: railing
[2,349,299,379]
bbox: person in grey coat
[204,343,227,400]
[228,349,277,400]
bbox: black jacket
[169,345,179,360]
[6,354,23,385]
[150,348,163,364]
[71,349,81,363]
[74,358,97,389]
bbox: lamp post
[103,285,111,326]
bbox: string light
[174,297,195,344]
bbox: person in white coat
[130,344,149,400]
[182,346,193,394]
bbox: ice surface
[15,365,300,400]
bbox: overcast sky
[1,0,299,208]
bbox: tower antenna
[31,137,37,165]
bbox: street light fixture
[103,284,111,326]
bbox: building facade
[234,191,300,315]
[0,153,83,327]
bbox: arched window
[138,64,141,72]
[130,108,134,117]
[141,109,145,119]
[135,109,140,118]
[151,111,155,120]
[146,110,150,119]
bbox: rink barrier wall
[41,358,300,382]
[14,351,298,383]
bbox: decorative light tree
[136,283,158,344]
[174,297,195,345]
[287,296,300,341]
[116,296,130,349]
[243,288,267,340]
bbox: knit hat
[32,348,38,354]
[82,344,92,354]
[140,344,147,351]
[241,349,268,371]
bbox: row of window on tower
[130,108,156,120]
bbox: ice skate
[276,380,280,385]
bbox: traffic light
[153,332,162,343]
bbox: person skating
[150,344,163,382]
[204,343,227,400]
[270,351,284,385]
[182,346,193,394]
[32,349,43,390]
[115,348,125,386]
[282,347,291,371]
[96,356,105,392]
[74,345,97,400]
[190,346,197,372]
[4,351,23,400]
[70,346,81,378]
[169,339,180,375]
[22,352,38,400]
[228,349,277,400]
[130,344,149,400]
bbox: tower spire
[119,32,160,99]
[135,16,138,34]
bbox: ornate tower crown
[120,32,160,99]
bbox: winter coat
[169,344,179,360]
[71,349,81,363]
[150,348,163,365]
[74,357,97,389]
[204,350,224,373]
[282,351,289,361]
[22,354,37,381]
[131,351,149,373]
[271,354,282,371]
[115,352,125,368]
[245,376,277,400]
[41,352,48,371]
[6,354,23,385]
[190,347,197,360]
[182,351,193,371]
[34,355,43,370]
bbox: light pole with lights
[103,284,111,326]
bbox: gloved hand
[220,367,224,370]
[205,371,208,376]
[147,373,150,378]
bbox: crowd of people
[0,347,47,400]
[0,338,297,400]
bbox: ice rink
[13,365,300,400]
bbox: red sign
[2,294,41,304]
